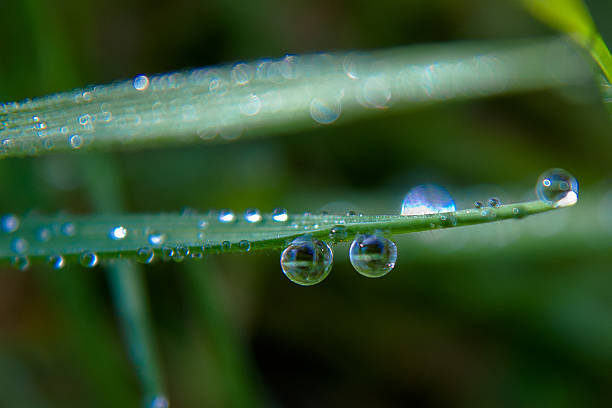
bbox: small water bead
[61,222,76,236]
[148,232,165,246]
[231,63,253,85]
[162,247,175,260]
[48,255,65,270]
[401,184,456,216]
[198,220,208,229]
[109,226,127,240]
[221,241,232,252]
[244,208,262,223]
[474,201,484,209]
[272,208,288,222]
[239,94,262,116]
[79,251,99,268]
[329,225,348,241]
[36,227,51,242]
[11,256,29,271]
[69,134,82,149]
[310,97,341,124]
[133,74,150,91]
[78,113,92,127]
[1,214,19,233]
[11,237,28,254]
[149,395,170,408]
[176,246,190,257]
[280,237,333,286]
[349,234,397,278]
[536,168,578,207]
[487,197,501,208]
[218,209,235,223]
[239,240,251,251]
[137,248,154,264]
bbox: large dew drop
[349,234,397,278]
[280,236,333,286]
[536,168,578,208]
[401,184,456,216]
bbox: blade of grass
[0,199,568,265]
[79,154,168,408]
[0,37,593,158]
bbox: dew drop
[239,240,251,251]
[133,74,150,91]
[239,93,262,116]
[61,222,76,236]
[280,237,333,286]
[10,237,28,254]
[272,208,288,222]
[349,234,397,278]
[487,197,501,208]
[149,395,169,408]
[11,256,29,271]
[474,201,483,209]
[176,246,190,256]
[68,134,82,149]
[536,168,578,207]
[137,247,154,264]
[79,251,99,268]
[310,97,341,124]
[48,255,65,270]
[1,214,19,233]
[401,184,456,216]
[78,113,92,126]
[218,209,235,223]
[162,247,175,260]
[221,241,232,252]
[109,225,127,240]
[198,220,208,229]
[147,232,165,246]
[244,208,262,223]
[36,226,51,242]
[329,225,348,241]
[231,63,253,85]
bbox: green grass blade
[0,199,564,266]
[520,0,612,82]
[0,37,592,158]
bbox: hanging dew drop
[176,246,190,257]
[137,248,154,264]
[401,184,456,216]
[109,225,127,240]
[239,240,251,251]
[11,256,29,271]
[280,236,333,286]
[536,168,578,208]
[244,208,262,223]
[1,213,19,233]
[221,241,232,252]
[48,255,65,270]
[272,208,288,222]
[79,251,99,268]
[349,234,397,278]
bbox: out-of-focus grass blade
[0,38,592,158]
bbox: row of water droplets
[280,168,578,286]
[0,168,577,273]
[2,40,571,156]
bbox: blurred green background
[1,0,612,407]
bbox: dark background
[1,0,611,407]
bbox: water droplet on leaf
[349,234,397,278]
[1,214,19,233]
[137,247,154,264]
[487,197,501,208]
[536,168,578,207]
[272,208,288,222]
[109,225,127,240]
[401,184,456,215]
[244,208,262,223]
[218,209,235,223]
[79,251,99,268]
[280,237,333,286]
[48,255,65,270]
